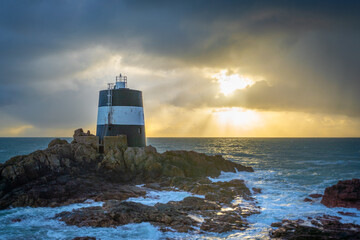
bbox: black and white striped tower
[96,74,146,147]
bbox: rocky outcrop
[0,130,253,209]
[57,194,254,233]
[98,147,253,183]
[48,138,68,148]
[270,215,360,239]
[309,193,322,198]
[73,128,94,137]
[0,173,146,208]
[145,178,253,204]
[321,179,360,209]
[56,200,199,232]
[56,176,259,233]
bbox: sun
[213,70,254,96]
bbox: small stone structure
[74,136,99,149]
[104,135,127,154]
[73,128,128,153]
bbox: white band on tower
[97,106,144,125]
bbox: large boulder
[48,138,68,148]
[321,179,360,210]
[73,128,94,137]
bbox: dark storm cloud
[0,0,360,131]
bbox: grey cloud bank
[0,0,359,135]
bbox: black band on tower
[98,89,143,107]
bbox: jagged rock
[252,187,262,194]
[162,165,185,177]
[98,147,125,171]
[309,193,322,198]
[145,145,157,154]
[48,138,68,148]
[56,200,197,232]
[73,237,96,240]
[270,216,360,239]
[188,179,251,204]
[57,195,252,234]
[321,179,360,209]
[73,128,94,137]
[0,174,145,209]
[337,211,356,216]
[200,212,247,233]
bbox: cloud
[0,0,359,136]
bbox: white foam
[209,169,360,238]
[188,214,204,223]
[0,200,105,240]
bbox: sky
[0,0,360,137]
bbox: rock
[200,212,247,233]
[303,197,313,202]
[270,216,360,239]
[162,165,185,178]
[145,145,157,154]
[73,128,94,137]
[309,193,322,198]
[190,179,252,204]
[156,197,221,212]
[161,151,253,179]
[123,147,136,168]
[100,147,125,171]
[48,138,68,148]
[57,193,256,234]
[338,211,357,216]
[11,218,22,223]
[57,200,197,233]
[73,237,96,240]
[73,143,98,164]
[100,144,252,183]
[321,179,360,209]
[270,222,282,227]
[0,173,146,209]
[252,187,262,194]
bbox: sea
[0,138,359,240]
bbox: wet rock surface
[55,175,260,233]
[72,237,96,240]
[270,215,360,240]
[56,192,257,233]
[309,193,322,198]
[338,211,357,217]
[321,178,360,210]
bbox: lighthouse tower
[96,74,146,147]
